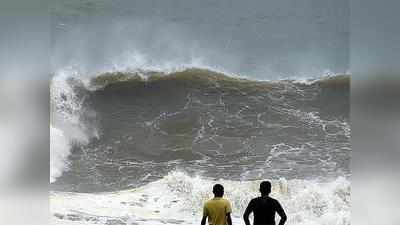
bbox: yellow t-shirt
[203,197,232,225]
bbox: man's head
[259,181,272,196]
[212,184,224,197]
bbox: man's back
[244,196,285,225]
[203,197,232,225]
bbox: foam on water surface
[51,172,349,225]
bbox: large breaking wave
[50,67,349,188]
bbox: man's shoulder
[215,198,231,205]
[204,199,213,205]
[267,196,278,200]
[269,197,281,203]
[266,197,282,207]
[221,198,231,203]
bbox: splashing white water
[50,126,70,183]
[50,68,98,183]
[51,171,349,225]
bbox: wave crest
[87,68,350,91]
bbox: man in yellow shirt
[201,184,233,225]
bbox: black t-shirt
[244,196,285,225]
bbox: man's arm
[226,212,232,225]
[225,200,233,225]
[201,203,208,225]
[276,201,287,225]
[201,216,207,225]
[243,200,253,225]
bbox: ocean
[50,1,350,224]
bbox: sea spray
[50,69,98,182]
[51,171,350,225]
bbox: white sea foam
[51,171,349,225]
[272,107,350,138]
[50,126,70,183]
[50,68,98,183]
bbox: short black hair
[213,184,224,197]
[260,181,271,195]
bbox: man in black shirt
[243,181,287,225]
